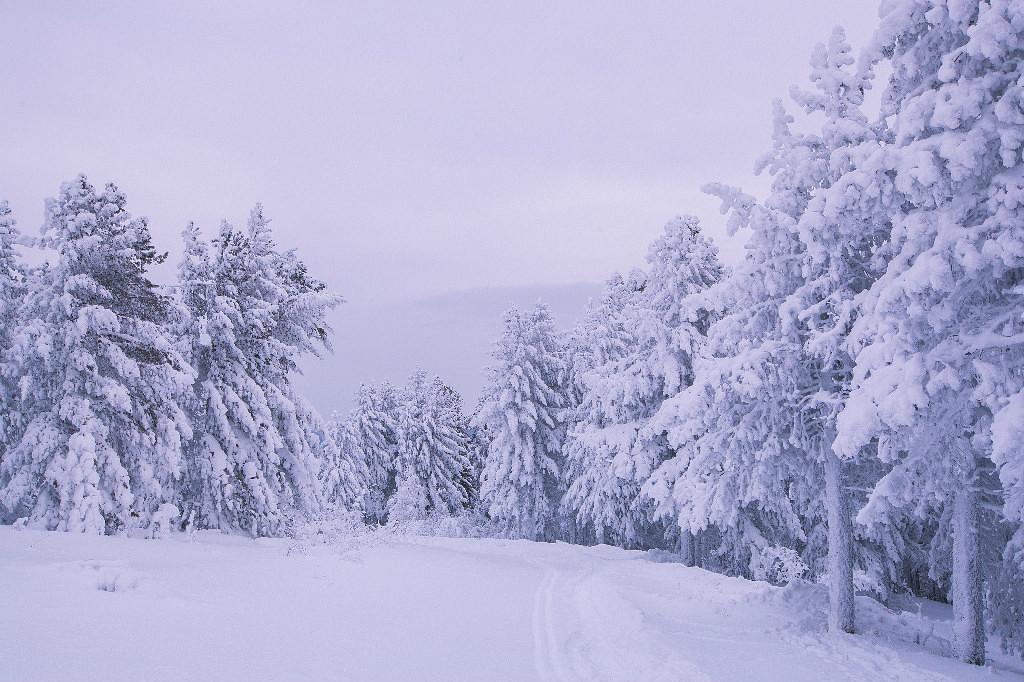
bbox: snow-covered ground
[1,527,1021,682]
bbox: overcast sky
[1,1,879,306]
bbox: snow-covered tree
[322,413,368,514]
[562,272,645,545]
[564,217,723,550]
[176,207,341,535]
[641,28,898,634]
[835,0,1024,663]
[397,370,472,516]
[0,176,193,534]
[386,471,428,523]
[476,303,566,540]
[777,26,888,633]
[246,206,348,516]
[0,201,25,461]
[348,381,402,523]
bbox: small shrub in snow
[751,546,809,586]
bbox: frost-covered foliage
[2,0,1024,666]
[476,303,567,541]
[561,272,646,546]
[0,176,193,533]
[640,30,881,608]
[330,373,472,525]
[0,180,352,540]
[827,0,1024,664]
[348,381,402,522]
[320,411,367,514]
[175,208,343,536]
[562,217,723,549]
[535,2,1024,664]
[0,201,25,459]
[386,471,429,523]
[397,370,472,516]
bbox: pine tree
[835,0,1024,663]
[476,303,566,540]
[387,471,428,523]
[562,272,645,545]
[397,371,471,516]
[644,185,816,579]
[564,217,723,550]
[322,412,368,515]
[176,207,341,535]
[0,201,25,463]
[641,30,899,633]
[349,381,402,522]
[0,176,193,534]
[246,206,346,518]
[778,26,887,633]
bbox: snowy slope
[1,527,1020,682]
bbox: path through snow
[0,527,1020,681]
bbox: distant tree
[397,370,472,516]
[564,216,724,552]
[562,272,644,545]
[322,413,368,514]
[347,381,402,523]
[476,303,566,540]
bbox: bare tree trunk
[951,458,985,665]
[825,446,854,634]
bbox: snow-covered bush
[751,546,809,586]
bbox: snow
[2,526,1020,682]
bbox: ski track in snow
[532,569,569,682]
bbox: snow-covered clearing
[1,527,1020,682]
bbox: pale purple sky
[2,1,878,304]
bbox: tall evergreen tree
[564,217,723,550]
[0,176,193,533]
[835,0,1024,663]
[322,412,368,514]
[397,370,472,516]
[349,381,402,523]
[476,303,566,540]
[0,201,25,461]
[778,27,888,633]
[176,207,342,535]
[562,272,645,545]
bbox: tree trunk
[681,530,696,568]
[825,447,855,634]
[951,461,985,665]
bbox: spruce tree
[564,217,723,550]
[349,381,402,522]
[176,208,342,535]
[0,201,25,463]
[562,272,645,545]
[397,371,471,516]
[322,413,368,515]
[834,0,1024,662]
[0,176,193,533]
[476,303,566,540]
